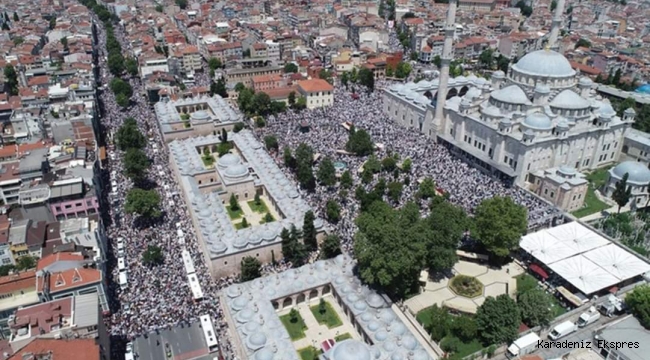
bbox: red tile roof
[38,267,102,293]
[0,270,36,295]
[12,297,73,333]
[37,253,84,271]
[8,339,99,360]
[298,79,334,93]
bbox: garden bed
[449,275,484,298]
[280,312,308,340]
[310,301,343,328]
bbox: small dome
[225,164,249,179]
[512,49,576,77]
[383,340,397,352]
[331,340,372,360]
[374,330,389,341]
[624,107,636,115]
[368,321,381,332]
[558,165,577,176]
[354,300,368,312]
[610,161,650,184]
[599,103,616,118]
[492,70,505,78]
[491,85,531,105]
[380,309,395,323]
[412,349,429,360]
[550,90,590,109]
[523,113,554,130]
[367,294,384,308]
[579,77,593,87]
[389,322,406,336]
[191,110,211,120]
[534,84,550,94]
[236,308,255,323]
[482,105,501,117]
[401,335,418,350]
[248,333,267,349]
[347,293,360,303]
[218,153,241,167]
[209,241,228,254]
[360,312,373,322]
[243,321,261,335]
[233,237,249,248]
[465,87,482,99]
[227,285,242,298]
[254,349,274,360]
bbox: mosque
[382,0,643,191]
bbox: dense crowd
[258,82,562,253]
[91,15,237,359]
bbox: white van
[118,257,126,272]
[548,321,577,340]
[119,272,128,290]
[125,342,134,360]
[577,306,601,327]
[507,332,540,357]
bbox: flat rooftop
[169,131,324,259]
[132,321,215,360]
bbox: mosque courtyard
[405,260,525,314]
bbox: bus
[182,249,195,275]
[200,315,219,353]
[188,273,203,301]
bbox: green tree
[516,0,533,16]
[237,87,255,114]
[15,256,36,270]
[255,117,265,128]
[387,181,403,203]
[295,143,316,191]
[124,189,161,219]
[3,65,18,96]
[346,127,374,156]
[612,68,622,86]
[240,256,261,281]
[253,91,272,116]
[357,67,375,92]
[474,196,528,258]
[233,122,245,133]
[1,23,9,31]
[0,265,15,276]
[110,78,133,97]
[175,0,188,9]
[318,298,327,314]
[264,135,279,151]
[264,213,274,223]
[424,304,451,341]
[288,91,296,107]
[401,158,412,173]
[625,285,650,329]
[295,96,307,111]
[124,148,150,181]
[612,173,632,212]
[234,82,246,92]
[479,49,494,68]
[433,55,441,69]
[281,226,307,266]
[125,57,138,76]
[220,128,228,143]
[210,78,228,98]
[115,118,145,150]
[418,177,437,199]
[381,156,397,173]
[450,315,477,342]
[340,170,353,189]
[321,234,341,259]
[208,57,222,70]
[289,308,299,323]
[326,200,341,223]
[476,294,520,345]
[240,217,249,228]
[497,55,510,73]
[317,157,336,187]
[518,288,554,327]
[155,4,164,12]
[13,12,18,22]
[142,245,163,266]
[340,72,349,88]
[49,17,56,30]
[229,193,239,211]
[116,93,129,109]
[575,38,592,49]
[551,0,557,11]
[425,198,467,272]
[270,101,286,114]
[303,210,317,251]
[395,62,412,79]
[319,69,333,84]
[284,63,298,73]
[283,147,295,168]
[108,52,125,75]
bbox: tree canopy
[208,57,222,70]
[303,210,317,251]
[3,65,18,96]
[124,148,150,181]
[125,188,161,219]
[317,157,336,187]
[346,126,374,156]
[321,234,341,259]
[284,63,298,73]
[143,245,164,266]
[612,173,632,212]
[326,199,341,223]
[281,226,307,266]
[518,288,554,327]
[476,294,520,345]
[240,256,262,281]
[115,118,146,150]
[625,285,650,329]
[474,196,528,258]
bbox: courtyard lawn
[587,167,613,189]
[226,206,243,219]
[202,155,214,167]
[248,199,269,213]
[280,313,308,340]
[445,337,483,360]
[298,346,322,360]
[571,185,609,218]
[335,333,352,342]
[234,221,249,230]
[310,302,343,328]
[416,306,436,330]
[516,274,538,296]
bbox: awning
[529,263,549,279]
[557,286,585,307]
[609,286,618,294]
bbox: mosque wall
[209,242,283,278]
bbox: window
[550,192,555,198]
[198,180,202,185]
[544,189,548,195]
[224,261,228,265]
[611,152,615,159]
[578,193,582,199]
[527,163,531,170]
[575,161,580,168]
[464,135,467,142]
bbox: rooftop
[596,315,649,360]
[133,320,215,360]
[298,78,334,93]
[7,338,99,360]
[154,95,240,134]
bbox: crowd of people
[91,14,238,359]
[258,82,561,253]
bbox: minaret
[548,0,566,51]
[434,0,457,123]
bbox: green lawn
[234,221,249,230]
[416,306,435,330]
[202,155,214,167]
[280,313,308,340]
[571,185,609,218]
[586,167,613,189]
[335,333,352,342]
[298,346,322,360]
[259,213,275,224]
[310,302,343,328]
[516,274,538,295]
[226,206,243,219]
[445,337,483,360]
[248,199,269,213]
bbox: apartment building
[252,74,283,92]
[264,40,281,61]
[224,66,283,88]
[139,54,170,79]
[251,43,268,59]
[181,45,202,73]
[498,32,544,60]
[206,42,243,63]
[458,0,496,12]
[0,270,39,339]
[297,79,334,109]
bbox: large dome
[512,50,576,77]
[522,113,553,130]
[218,153,241,167]
[610,161,650,185]
[330,340,372,360]
[225,164,248,179]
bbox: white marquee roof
[545,222,610,253]
[583,244,650,281]
[520,232,577,265]
[549,255,620,295]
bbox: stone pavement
[279,295,359,351]
[405,260,525,314]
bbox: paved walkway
[405,261,524,314]
[279,296,359,351]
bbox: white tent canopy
[549,255,620,295]
[583,244,650,281]
[520,232,578,265]
[546,222,610,253]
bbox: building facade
[297,79,334,109]
[603,161,650,209]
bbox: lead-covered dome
[191,110,211,120]
[491,85,531,105]
[610,161,650,185]
[218,153,241,167]
[225,164,248,179]
[330,340,372,360]
[511,49,576,77]
[522,113,553,130]
[550,89,591,110]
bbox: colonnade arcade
[271,284,331,311]
[176,103,210,114]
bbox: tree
[340,72,349,88]
[326,200,341,223]
[303,210,317,251]
[289,308,299,323]
[281,226,307,266]
[284,63,298,73]
[497,55,510,73]
[110,78,133,98]
[387,181,403,203]
[123,57,139,77]
[450,315,477,342]
[317,157,336,187]
[233,122,245,133]
[612,173,632,212]
[243,49,251,58]
[115,118,145,150]
[229,193,239,211]
[175,0,188,9]
[357,68,375,92]
[479,49,494,68]
[612,68,622,86]
[319,69,333,84]
[321,234,341,259]
[340,170,353,189]
[220,128,228,143]
[125,189,161,219]
[264,135,279,151]
[108,52,125,75]
[3,65,18,96]
[515,0,533,16]
[13,12,18,22]
[270,101,286,114]
[0,265,15,276]
[116,93,130,109]
[418,177,437,199]
[433,55,441,69]
[15,256,36,270]
[283,147,295,168]
[240,217,249,228]
[381,156,397,173]
[401,158,412,173]
[264,213,274,223]
[346,127,374,156]
[237,87,255,114]
[124,148,150,181]
[208,57,222,70]
[288,91,296,107]
[424,305,451,341]
[395,62,412,79]
[474,196,528,258]
[254,193,261,206]
[1,22,9,31]
[625,285,650,329]
[295,144,316,191]
[518,288,554,327]
[425,198,467,272]
[575,38,592,49]
[234,82,246,92]
[551,0,557,11]
[155,4,164,12]
[476,294,520,345]
[142,245,163,266]
[240,256,261,281]
[295,96,307,111]
[253,92,272,116]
